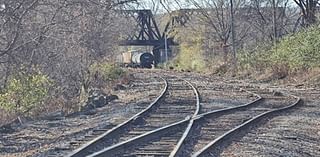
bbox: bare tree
[0,0,137,102]
[180,0,251,63]
[155,0,300,66]
[294,0,319,26]
[244,0,298,45]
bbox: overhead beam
[118,9,198,46]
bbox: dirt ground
[0,70,319,157]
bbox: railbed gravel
[181,75,258,114]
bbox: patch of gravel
[182,75,258,113]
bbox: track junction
[58,72,303,157]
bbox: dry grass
[0,110,16,126]
[272,67,320,86]
[300,68,320,85]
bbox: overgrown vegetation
[269,25,320,70]
[239,25,320,79]
[90,63,126,82]
[75,62,126,110]
[0,69,52,115]
[238,45,272,72]
[170,30,207,72]
[172,22,320,80]
[174,43,206,72]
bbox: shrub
[90,63,126,82]
[238,46,270,72]
[0,70,52,114]
[174,37,206,72]
[239,25,320,75]
[269,25,320,70]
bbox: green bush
[0,71,52,114]
[269,25,320,70]
[238,45,271,71]
[239,25,320,74]
[90,63,126,81]
[174,37,206,72]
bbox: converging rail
[68,76,200,157]
[192,92,302,156]
[87,77,201,157]
[89,85,301,157]
[184,88,301,157]
[169,88,263,157]
[86,78,262,157]
[169,80,200,157]
[65,75,302,157]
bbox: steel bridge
[118,9,199,65]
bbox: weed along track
[25,75,165,157]
[67,76,199,157]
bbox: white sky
[0,4,5,11]
[130,0,192,12]
[134,0,298,12]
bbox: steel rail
[196,93,263,119]
[169,87,263,157]
[89,80,263,157]
[169,80,200,157]
[88,118,191,157]
[67,77,168,157]
[70,77,266,157]
[192,92,302,157]
[88,79,201,157]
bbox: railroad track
[66,76,200,157]
[52,73,302,157]
[187,88,301,157]
[85,77,257,157]
[85,84,301,157]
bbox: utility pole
[272,0,278,56]
[272,0,277,41]
[230,0,237,73]
[164,32,168,68]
